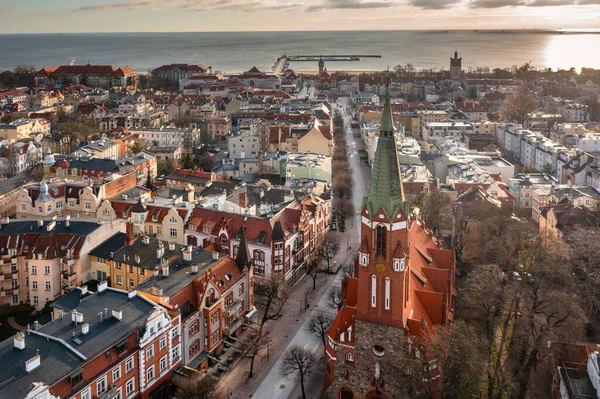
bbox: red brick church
[323,89,456,399]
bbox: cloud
[466,0,599,7]
[180,0,302,12]
[408,0,456,10]
[72,1,155,12]
[305,0,397,12]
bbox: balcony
[224,317,244,336]
[225,300,243,316]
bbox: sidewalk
[213,247,351,399]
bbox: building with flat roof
[0,284,181,399]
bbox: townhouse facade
[0,219,125,310]
[0,285,181,399]
[184,195,330,285]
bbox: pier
[273,54,382,75]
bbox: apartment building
[0,218,125,309]
[415,109,450,138]
[508,172,558,208]
[15,173,139,219]
[43,152,157,185]
[423,121,473,140]
[34,65,137,88]
[184,195,330,285]
[135,237,253,368]
[206,117,232,141]
[0,284,181,399]
[129,126,200,148]
[0,118,51,143]
[227,132,260,159]
[151,64,212,85]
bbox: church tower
[450,51,462,80]
[355,87,412,329]
[318,57,325,75]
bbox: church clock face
[375,263,386,273]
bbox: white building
[423,121,473,140]
[128,126,200,148]
[227,132,260,159]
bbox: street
[213,94,370,399]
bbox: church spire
[364,86,408,218]
[235,226,252,272]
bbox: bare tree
[175,375,217,399]
[565,227,600,317]
[306,258,320,290]
[327,285,342,309]
[321,239,339,273]
[255,275,289,335]
[419,190,453,235]
[281,346,315,399]
[240,328,271,379]
[502,92,538,124]
[305,310,334,355]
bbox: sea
[1,30,599,74]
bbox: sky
[0,0,599,33]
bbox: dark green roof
[364,88,409,218]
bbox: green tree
[156,160,170,176]
[145,173,154,191]
[131,142,142,154]
[182,153,194,169]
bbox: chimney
[142,236,150,245]
[135,255,141,264]
[156,241,164,259]
[125,222,135,246]
[212,252,219,260]
[33,321,39,331]
[168,242,175,251]
[151,285,163,296]
[81,323,89,335]
[153,267,159,277]
[71,311,83,325]
[46,220,56,232]
[37,220,43,229]
[97,280,108,293]
[239,192,247,208]
[1,216,9,225]
[128,289,137,299]
[191,264,199,273]
[98,311,103,323]
[25,353,41,373]
[65,215,70,228]
[183,245,193,261]
[112,308,123,321]
[80,286,88,296]
[104,308,108,320]
[14,332,25,350]
[162,262,169,277]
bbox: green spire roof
[364,88,408,218]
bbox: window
[146,345,154,359]
[346,352,354,362]
[33,295,38,305]
[85,202,91,210]
[21,204,26,212]
[116,275,122,285]
[116,262,122,270]
[171,326,179,340]
[44,265,50,275]
[157,227,162,235]
[32,281,38,290]
[112,366,121,382]
[38,207,42,213]
[238,283,244,295]
[203,227,211,233]
[160,355,168,373]
[57,201,63,209]
[170,228,177,237]
[146,365,155,382]
[384,277,391,310]
[130,279,135,288]
[160,336,167,350]
[81,387,91,399]
[171,344,180,362]
[376,225,386,255]
[370,275,377,308]
[169,217,176,224]
[189,224,196,231]
[45,281,51,291]
[25,277,29,286]
[372,345,386,357]
[189,339,200,357]
[31,265,37,275]
[188,320,199,336]
[126,378,135,396]
[126,356,134,373]
[97,376,107,395]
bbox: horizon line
[2,28,600,35]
